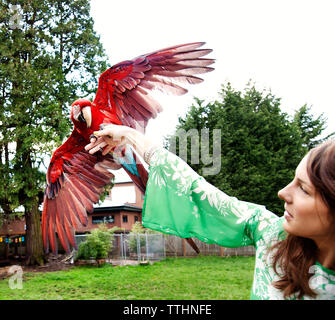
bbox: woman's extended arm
[85,124,282,248]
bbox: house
[76,168,144,233]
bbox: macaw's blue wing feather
[117,144,140,176]
[113,144,148,194]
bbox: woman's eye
[300,185,309,195]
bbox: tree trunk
[24,197,45,266]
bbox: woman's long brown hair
[270,140,335,299]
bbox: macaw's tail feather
[186,238,200,254]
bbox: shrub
[127,223,146,252]
[127,222,160,253]
[75,225,119,260]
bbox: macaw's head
[71,98,92,128]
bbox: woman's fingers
[85,137,101,152]
[86,140,107,154]
[85,135,123,155]
[85,124,129,154]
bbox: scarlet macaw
[42,42,214,254]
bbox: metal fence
[75,233,166,262]
[112,233,166,261]
[74,233,255,261]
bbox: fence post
[124,234,128,260]
[120,233,124,260]
[145,233,149,260]
[137,234,141,261]
[163,234,166,260]
[182,238,186,257]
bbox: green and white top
[142,148,335,300]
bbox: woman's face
[278,155,334,241]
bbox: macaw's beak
[82,106,92,128]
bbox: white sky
[90,0,335,146]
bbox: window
[134,216,139,222]
[122,215,128,223]
[92,215,114,224]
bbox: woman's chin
[283,220,294,234]
[283,220,302,237]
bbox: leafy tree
[167,83,328,215]
[0,0,108,265]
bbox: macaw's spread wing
[93,42,214,132]
[42,130,121,254]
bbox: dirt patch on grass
[0,255,149,280]
[0,254,74,280]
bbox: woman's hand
[85,124,130,156]
[84,123,156,160]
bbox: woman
[85,124,335,300]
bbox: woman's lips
[284,210,294,220]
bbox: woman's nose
[278,184,292,203]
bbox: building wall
[108,181,144,208]
[76,209,142,234]
[119,210,142,230]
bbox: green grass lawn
[0,255,255,300]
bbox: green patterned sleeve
[142,148,280,248]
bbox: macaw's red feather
[42,131,120,254]
[48,130,88,184]
[92,42,214,131]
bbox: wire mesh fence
[75,233,166,262]
[111,233,166,261]
[74,233,255,262]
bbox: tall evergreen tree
[0,0,108,265]
[293,104,333,150]
[168,83,328,215]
